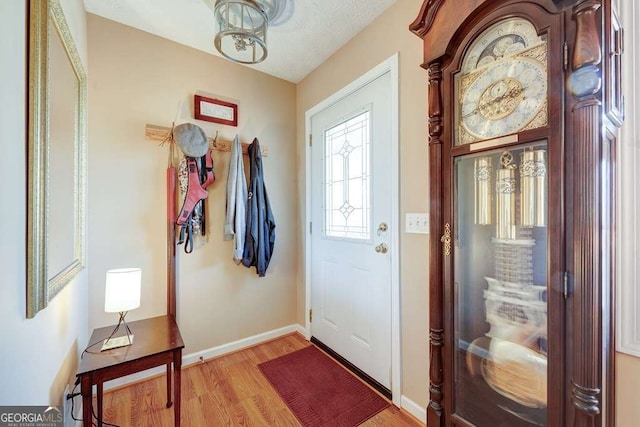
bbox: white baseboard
[103,323,305,391]
[183,324,305,365]
[294,324,307,337]
[401,395,427,424]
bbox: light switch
[406,213,429,234]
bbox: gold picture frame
[27,0,87,318]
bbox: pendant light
[205,0,293,65]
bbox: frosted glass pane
[324,111,371,240]
[331,155,344,182]
[348,209,364,227]
[331,181,344,209]
[332,211,346,228]
[349,146,364,179]
[349,178,364,206]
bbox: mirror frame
[27,0,87,318]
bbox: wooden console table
[76,315,184,427]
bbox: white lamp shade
[104,268,142,313]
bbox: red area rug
[258,345,389,426]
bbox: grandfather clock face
[455,18,549,144]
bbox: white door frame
[304,53,401,407]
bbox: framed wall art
[194,95,238,127]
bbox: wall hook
[212,130,219,148]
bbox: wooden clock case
[411,0,623,425]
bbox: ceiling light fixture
[204,0,293,65]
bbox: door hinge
[309,221,312,234]
[309,134,313,147]
[309,309,313,323]
[563,41,569,71]
[563,272,570,299]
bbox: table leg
[80,375,92,427]
[97,382,103,427]
[166,363,173,408]
[174,349,182,426]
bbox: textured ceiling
[82,0,398,83]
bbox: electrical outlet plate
[406,213,429,234]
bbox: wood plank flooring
[100,333,422,426]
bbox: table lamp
[101,268,142,351]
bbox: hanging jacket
[223,135,248,264]
[242,138,275,276]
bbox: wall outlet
[406,213,429,234]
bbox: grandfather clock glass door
[454,144,551,426]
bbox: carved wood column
[569,1,603,425]
[427,61,445,427]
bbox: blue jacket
[242,138,275,276]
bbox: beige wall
[86,15,299,353]
[616,353,640,426]
[296,0,430,407]
[0,0,89,405]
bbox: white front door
[310,71,392,389]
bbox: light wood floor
[100,333,422,426]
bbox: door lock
[378,222,388,233]
[375,243,388,254]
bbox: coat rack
[148,122,269,319]
[145,124,269,157]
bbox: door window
[323,110,371,240]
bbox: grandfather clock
[411,0,622,426]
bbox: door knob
[375,243,388,254]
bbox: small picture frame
[194,95,238,127]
